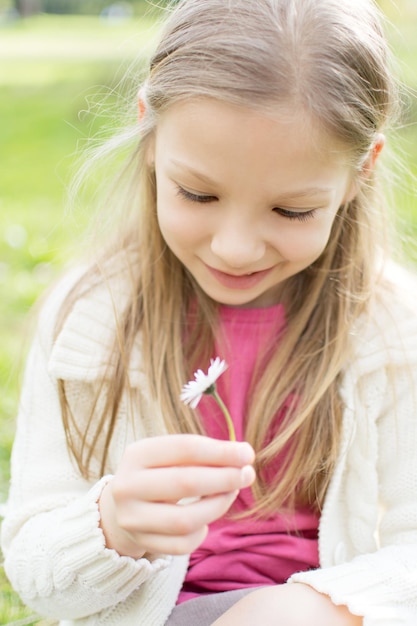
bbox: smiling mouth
[206,264,273,289]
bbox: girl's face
[153,98,356,308]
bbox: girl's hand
[98,434,255,559]
[212,584,363,626]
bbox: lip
[205,264,273,290]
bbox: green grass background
[0,2,416,623]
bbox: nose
[210,217,265,269]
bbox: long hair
[58,0,399,514]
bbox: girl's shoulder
[374,260,417,331]
[36,248,140,382]
[351,260,417,372]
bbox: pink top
[178,304,319,603]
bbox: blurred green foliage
[1,0,176,16]
[0,4,416,624]
[0,12,159,623]
[0,12,161,500]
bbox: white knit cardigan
[2,261,417,626]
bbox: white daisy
[180,357,236,441]
[180,357,228,409]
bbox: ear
[138,87,147,122]
[138,98,146,121]
[342,134,385,204]
[360,133,385,178]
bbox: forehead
[153,98,354,195]
[155,97,352,164]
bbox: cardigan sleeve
[289,299,417,626]
[0,277,184,623]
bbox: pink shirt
[178,304,319,603]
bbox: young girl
[2,0,417,624]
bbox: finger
[127,435,255,469]
[121,464,256,502]
[121,491,239,549]
[132,525,209,556]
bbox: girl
[2,0,417,624]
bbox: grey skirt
[165,588,260,625]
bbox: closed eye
[273,207,317,222]
[176,186,218,204]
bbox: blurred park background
[0,0,416,623]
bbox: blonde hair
[59,0,399,514]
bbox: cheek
[155,182,183,240]
[155,177,208,248]
[272,220,334,262]
[156,198,207,251]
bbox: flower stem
[212,390,236,441]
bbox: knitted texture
[2,259,417,625]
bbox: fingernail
[240,464,256,487]
[238,442,255,465]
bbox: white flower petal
[207,357,228,383]
[180,382,203,408]
[180,357,228,408]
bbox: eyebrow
[169,159,333,198]
[276,187,333,200]
[169,159,218,186]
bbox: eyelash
[274,207,317,222]
[176,186,217,203]
[176,186,317,222]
